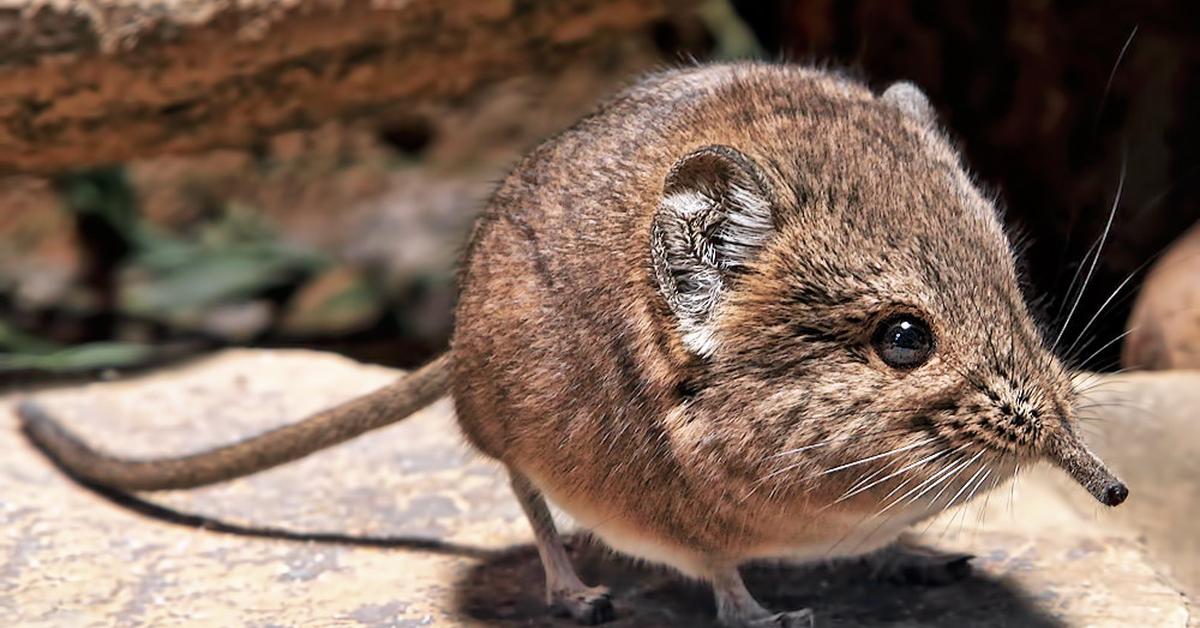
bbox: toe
[583,594,616,625]
[550,585,616,625]
[775,609,815,628]
[747,609,815,628]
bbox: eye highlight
[872,314,935,369]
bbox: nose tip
[1103,482,1129,507]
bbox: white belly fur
[531,470,940,579]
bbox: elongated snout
[1046,430,1128,507]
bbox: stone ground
[0,350,1193,627]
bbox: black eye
[872,315,935,369]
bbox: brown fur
[454,63,1122,572]
[19,63,1126,626]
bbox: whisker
[874,448,958,503]
[842,461,893,497]
[1052,155,1125,353]
[1056,237,1103,322]
[1063,267,1141,359]
[977,463,1005,527]
[816,437,936,477]
[917,455,979,536]
[750,435,934,493]
[875,450,973,516]
[971,470,1006,545]
[1095,25,1139,128]
[1007,463,1021,519]
[826,443,947,504]
[1072,329,1133,372]
[1074,400,1147,411]
[1067,295,1200,373]
[903,450,981,507]
[764,409,966,461]
[1073,367,1140,394]
[938,464,989,530]
[958,467,994,536]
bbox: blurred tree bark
[0,0,697,173]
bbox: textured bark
[0,0,696,173]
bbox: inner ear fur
[650,145,776,357]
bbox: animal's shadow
[453,535,1065,627]
[74,484,1061,627]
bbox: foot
[745,609,815,628]
[867,542,973,586]
[548,585,616,625]
[711,563,814,628]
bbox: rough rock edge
[0,0,696,172]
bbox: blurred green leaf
[118,194,329,320]
[55,167,141,241]
[122,243,326,316]
[0,342,157,373]
[0,319,163,374]
[9,163,334,375]
[0,320,61,354]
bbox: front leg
[709,564,814,628]
[509,469,616,625]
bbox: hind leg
[509,470,615,625]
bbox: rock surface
[1,350,1192,626]
[1123,221,1200,370]
[1069,369,1200,605]
[0,0,697,173]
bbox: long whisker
[939,464,989,523]
[751,436,936,491]
[1056,236,1103,322]
[817,437,937,477]
[1009,463,1021,518]
[919,458,976,535]
[1071,296,1200,372]
[873,448,958,503]
[875,450,974,516]
[825,442,946,504]
[975,462,1006,530]
[1061,247,1198,365]
[1072,329,1133,372]
[927,453,979,510]
[1063,265,1144,358]
[1095,25,1139,128]
[902,450,981,508]
[1073,367,1140,395]
[956,466,994,537]
[1075,402,1152,417]
[842,461,893,497]
[1052,155,1125,353]
[763,408,967,461]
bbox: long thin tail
[18,353,452,491]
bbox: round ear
[650,145,776,357]
[881,81,935,125]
